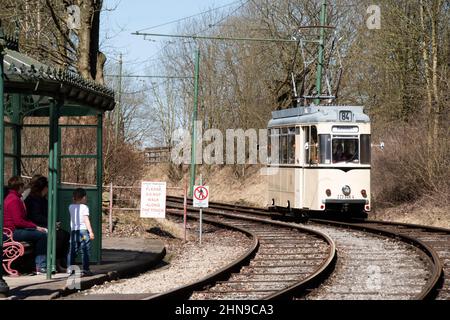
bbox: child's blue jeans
[67,230,91,272]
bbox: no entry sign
[193,185,209,208]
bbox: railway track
[164,196,447,300]
[299,221,440,299]
[147,200,336,300]
[339,219,450,300]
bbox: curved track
[165,196,447,300]
[147,201,336,300]
[338,219,449,299]
[302,220,440,299]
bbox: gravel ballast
[83,227,253,296]
[300,223,431,300]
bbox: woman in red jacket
[3,176,47,274]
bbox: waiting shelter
[0,29,115,280]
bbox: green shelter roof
[3,47,115,112]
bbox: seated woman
[25,176,70,272]
[3,176,47,274]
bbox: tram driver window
[332,138,359,163]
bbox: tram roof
[268,105,370,127]
[2,35,115,113]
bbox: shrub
[372,122,449,206]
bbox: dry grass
[371,195,450,229]
[143,163,267,206]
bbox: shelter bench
[2,228,33,276]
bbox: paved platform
[1,237,166,300]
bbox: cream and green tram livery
[267,105,371,218]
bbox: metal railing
[103,181,188,240]
[21,175,189,240]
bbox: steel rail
[146,202,336,300]
[165,196,445,300]
[309,218,444,300]
[144,211,260,300]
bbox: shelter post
[0,20,10,297]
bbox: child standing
[67,188,95,276]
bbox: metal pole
[189,48,200,197]
[51,103,58,275]
[199,174,202,245]
[11,94,21,177]
[109,182,113,234]
[46,115,53,279]
[183,180,187,242]
[46,102,58,279]
[115,53,123,144]
[0,21,10,297]
[97,113,103,263]
[314,0,328,105]
[53,102,61,275]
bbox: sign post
[140,181,166,218]
[193,174,208,245]
[183,180,187,242]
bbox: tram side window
[281,134,288,164]
[304,127,310,164]
[275,127,296,165]
[287,127,296,164]
[309,126,319,164]
[280,128,288,164]
[319,134,331,164]
[360,134,371,164]
[268,129,280,165]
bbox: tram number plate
[339,111,353,122]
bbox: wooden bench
[2,228,33,276]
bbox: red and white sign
[193,185,209,208]
[140,181,166,218]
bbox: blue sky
[101,0,238,73]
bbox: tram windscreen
[332,139,359,163]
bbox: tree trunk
[76,0,93,79]
[431,0,442,147]
[89,0,103,81]
[419,2,434,155]
[95,51,106,84]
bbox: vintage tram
[267,105,371,218]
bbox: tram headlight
[326,189,331,197]
[342,185,351,196]
[361,189,367,198]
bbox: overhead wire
[136,0,246,32]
